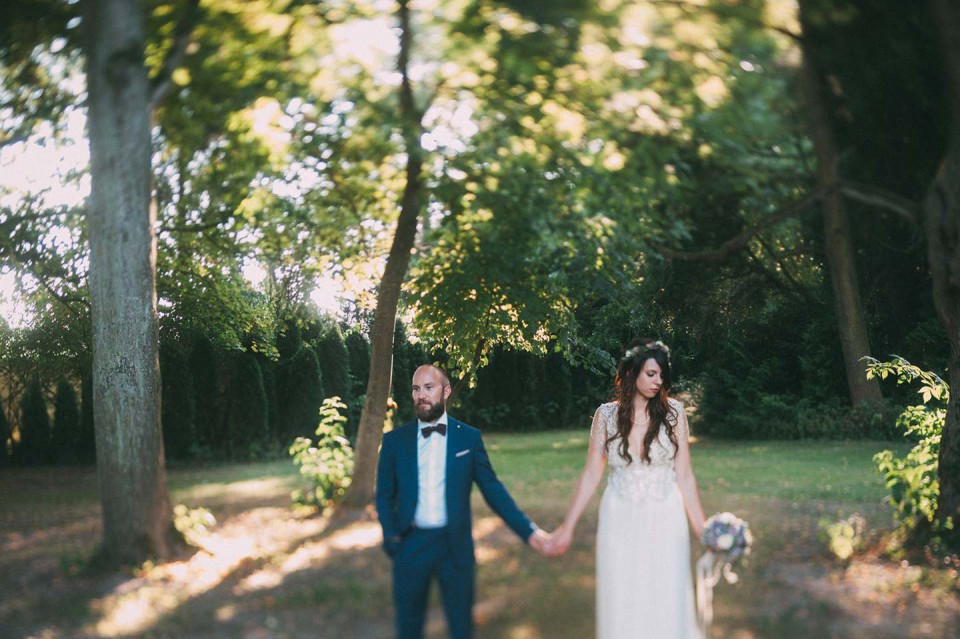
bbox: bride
[545,339,706,638]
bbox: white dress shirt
[413,413,448,528]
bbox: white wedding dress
[591,399,702,639]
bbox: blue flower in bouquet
[696,512,754,633]
[701,512,752,560]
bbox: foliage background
[0,0,950,464]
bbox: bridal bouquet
[696,512,753,635]
[701,511,752,564]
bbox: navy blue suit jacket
[375,417,535,565]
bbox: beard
[415,399,445,423]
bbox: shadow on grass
[97,506,394,639]
[83,508,551,639]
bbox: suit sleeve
[375,433,401,550]
[473,433,536,541]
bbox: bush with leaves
[819,513,866,563]
[172,504,217,547]
[866,356,952,542]
[289,397,353,511]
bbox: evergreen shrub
[344,329,370,437]
[315,326,351,406]
[190,337,221,455]
[52,378,81,464]
[278,347,324,440]
[18,377,51,465]
[225,352,269,458]
[0,397,11,466]
[161,348,196,460]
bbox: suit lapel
[444,417,458,477]
[400,421,419,506]
[443,415,460,524]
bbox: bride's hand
[545,523,574,556]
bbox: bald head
[412,365,451,422]
[413,364,450,387]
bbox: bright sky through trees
[0,14,419,327]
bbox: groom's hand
[383,535,403,558]
[528,528,552,555]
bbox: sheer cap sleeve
[590,406,605,446]
[590,403,614,448]
[670,398,690,441]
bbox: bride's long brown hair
[606,339,678,464]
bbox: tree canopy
[0,0,954,531]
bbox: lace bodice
[590,399,690,503]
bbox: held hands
[543,523,573,557]
[528,528,552,555]
[528,524,574,557]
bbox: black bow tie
[422,423,447,438]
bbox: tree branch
[655,190,823,261]
[839,180,920,225]
[148,0,201,111]
[157,218,228,234]
[0,242,89,320]
[448,336,487,404]
[642,0,801,39]
[753,233,820,305]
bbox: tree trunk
[927,0,960,535]
[85,0,176,565]
[925,157,960,536]
[342,0,424,507]
[797,14,883,407]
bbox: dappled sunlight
[473,515,545,565]
[175,476,294,504]
[236,517,381,595]
[84,506,329,637]
[475,544,507,564]
[695,75,729,108]
[551,436,588,449]
[506,623,544,639]
[3,438,959,637]
[473,515,506,539]
[472,595,508,625]
[473,516,510,564]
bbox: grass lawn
[1,434,957,639]
[472,433,922,639]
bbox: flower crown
[622,340,670,364]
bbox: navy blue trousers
[392,527,474,639]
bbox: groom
[376,364,550,639]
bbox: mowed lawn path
[1,434,958,638]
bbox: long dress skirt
[596,483,701,639]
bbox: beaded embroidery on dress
[590,399,702,639]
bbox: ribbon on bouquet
[695,550,740,637]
